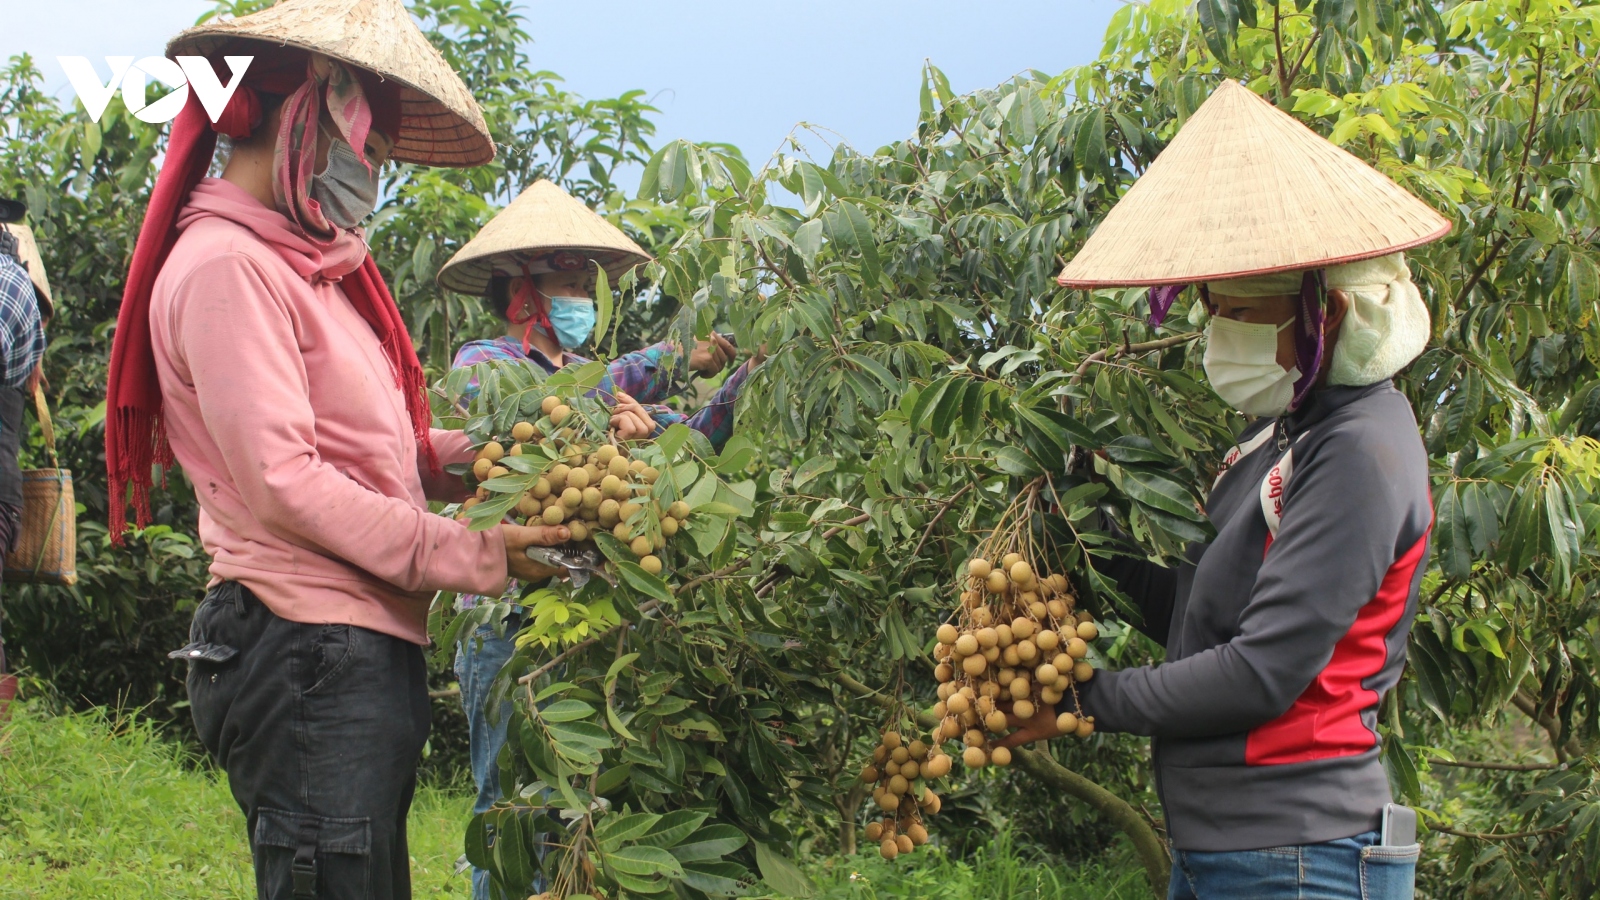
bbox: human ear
[1323,288,1350,335]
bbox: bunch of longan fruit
[858,728,952,859]
[930,551,1100,767]
[461,394,691,575]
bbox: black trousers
[179,582,431,900]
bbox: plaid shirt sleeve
[644,360,754,453]
[606,341,689,404]
[0,255,44,390]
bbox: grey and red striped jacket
[1082,381,1432,851]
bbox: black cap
[0,198,24,224]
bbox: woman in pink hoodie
[104,5,563,897]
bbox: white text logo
[58,56,254,124]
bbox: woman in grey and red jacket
[1002,81,1446,900]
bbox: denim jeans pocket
[302,625,358,697]
[255,807,372,900]
[1359,843,1419,900]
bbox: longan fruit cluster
[858,729,951,860]
[930,552,1099,765]
[460,395,692,574]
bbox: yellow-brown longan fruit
[1035,663,1060,684]
[963,728,986,748]
[985,571,1009,594]
[1036,629,1060,652]
[1046,599,1068,620]
[1011,617,1037,640]
[565,466,590,490]
[1076,717,1096,738]
[975,695,996,716]
[946,693,971,715]
[925,753,952,778]
[472,458,493,480]
[896,834,914,855]
[1073,661,1096,683]
[890,745,910,764]
[960,708,980,728]
[669,500,691,520]
[540,395,560,415]
[1053,652,1073,671]
[934,663,954,683]
[922,791,942,814]
[996,667,1016,687]
[880,838,899,861]
[1077,621,1100,641]
[1054,674,1072,692]
[936,623,959,645]
[549,404,571,424]
[568,521,590,542]
[908,739,929,760]
[474,486,492,502]
[597,498,621,525]
[971,607,994,627]
[619,500,642,523]
[962,746,988,768]
[980,680,1002,699]
[530,477,552,499]
[516,494,541,518]
[936,682,956,701]
[877,791,898,812]
[882,731,903,749]
[873,745,888,763]
[596,444,619,465]
[1013,699,1036,720]
[1010,561,1034,586]
[1066,637,1090,659]
[973,626,998,649]
[940,718,963,740]
[961,655,988,677]
[660,515,679,537]
[511,421,536,442]
[931,701,948,721]
[547,463,571,487]
[1040,686,1064,705]
[990,745,1013,767]
[479,441,505,463]
[542,505,566,525]
[1000,552,1021,569]
[608,455,631,479]
[900,760,920,779]
[907,823,929,847]
[1015,640,1038,663]
[967,557,992,580]
[612,521,633,543]
[981,646,1001,663]
[641,466,660,484]
[1008,676,1031,701]
[865,821,884,842]
[629,536,653,558]
[954,633,979,656]
[559,487,581,510]
[581,487,603,509]
[887,774,909,795]
[460,497,480,511]
[1029,601,1048,619]
[640,555,663,575]
[1057,711,1079,734]
[984,710,1009,733]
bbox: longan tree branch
[1072,332,1201,382]
[835,672,1171,900]
[1432,823,1569,841]
[1431,758,1563,772]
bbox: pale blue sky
[9,1,1120,174]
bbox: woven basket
[3,386,76,586]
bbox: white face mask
[1203,317,1300,417]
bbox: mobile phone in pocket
[1381,803,1417,846]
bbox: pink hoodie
[149,178,507,644]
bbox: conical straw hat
[167,0,492,167]
[1,223,52,320]
[437,180,652,295]
[1057,80,1450,288]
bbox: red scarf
[106,86,434,541]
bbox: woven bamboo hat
[437,180,652,295]
[1057,80,1450,288]
[167,0,493,167]
[1,223,52,320]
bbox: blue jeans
[1169,831,1419,900]
[454,619,541,900]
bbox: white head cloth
[1324,253,1430,386]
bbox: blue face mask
[546,296,596,350]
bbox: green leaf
[616,561,675,604]
[679,860,753,896]
[539,699,596,723]
[606,701,639,741]
[994,446,1043,476]
[593,264,613,349]
[669,824,749,862]
[605,844,685,880]
[753,842,814,897]
[792,455,837,490]
[595,812,664,849]
[638,810,711,849]
[1119,469,1204,521]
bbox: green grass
[801,832,1147,900]
[0,704,1146,899]
[0,703,475,899]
